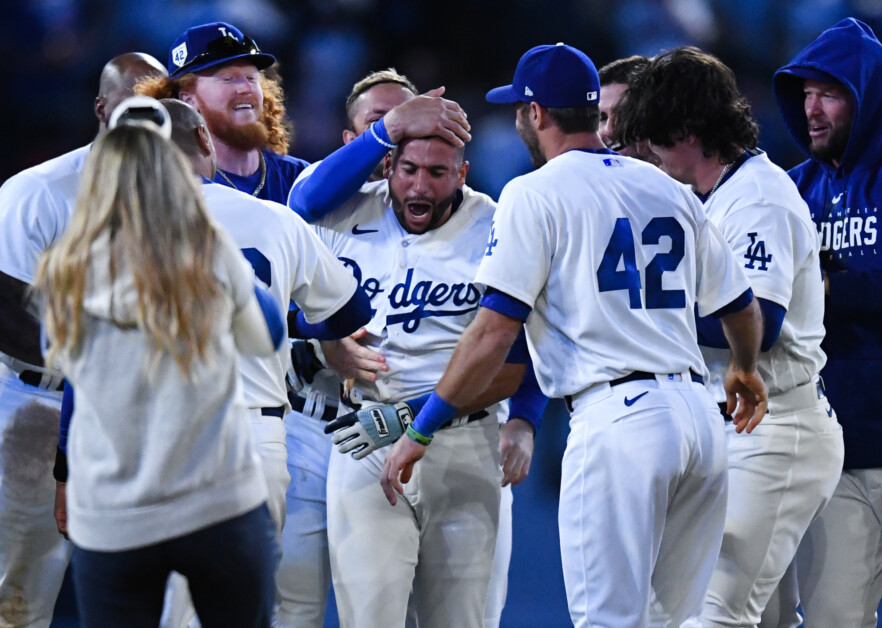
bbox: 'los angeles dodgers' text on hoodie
[774,17,882,469]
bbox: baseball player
[773,17,882,627]
[597,55,650,158]
[284,85,537,624]
[0,53,166,628]
[278,69,536,628]
[137,21,308,202]
[381,43,768,628]
[618,46,844,627]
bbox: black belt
[260,406,286,419]
[718,402,733,422]
[287,392,337,422]
[439,409,489,430]
[19,370,64,391]
[565,371,704,413]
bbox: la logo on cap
[172,43,188,68]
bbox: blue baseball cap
[486,43,600,108]
[168,22,276,78]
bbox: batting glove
[324,401,415,460]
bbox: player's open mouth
[407,202,432,221]
[232,103,254,110]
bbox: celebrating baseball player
[597,55,651,160]
[137,21,307,202]
[278,68,540,628]
[773,17,882,627]
[617,46,844,627]
[0,53,166,628]
[282,77,543,625]
[275,69,422,628]
[381,43,769,627]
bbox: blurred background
[4,0,881,626]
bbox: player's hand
[380,435,427,506]
[724,366,768,434]
[321,328,388,383]
[54,481,68,539]
[324,401,415,460]
[499,418,534,487]
[287,339,325,394]
[383,87,472,147]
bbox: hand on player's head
[383,87,471,148]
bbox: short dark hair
[345,68,418,129]
[543,105,601,134]
[598,55,650,86]
[617,47,757,163]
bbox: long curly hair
[616,47,758,163]
[36,125,223,375]
[136,71,292,154]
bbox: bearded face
[184,60,269,151]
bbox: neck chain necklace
[216,150,266,197]
[706,162,732,198]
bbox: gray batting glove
[324,402,415,460]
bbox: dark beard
[808,124,850,166]
[517,113,546,168]
[391,189,457,234]
[202,106,269,152]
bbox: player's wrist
[405,424,433,446]
[410,392,457,440]
[370,119,397,150]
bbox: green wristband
[406,424,433,446]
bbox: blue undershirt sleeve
[54,380,73,482]
[254,285,285,350]
[508,353,548,434]
[290,284,372,340]
[696,290,782,351]
[479,288,532,322]
[288,119,394,222]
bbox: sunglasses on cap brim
[176,34,267,75]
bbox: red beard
[201,104,269,152]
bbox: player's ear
[457,161,469,188]
[179,91,196,108]
[529,102,545,130]
[196,125,213,158]
[383,153,393,179]
[94,97,107,126]
[343,129,357,144]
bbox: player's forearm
[0,271,44,366]
[720,298,763,373]
[434,309,523,411]
[288,124,390,222]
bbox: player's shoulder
[204,181,297,224]
[1,145,90,194]
[315,179,389,231]
[458,184,497,218]
[722,152,813,223]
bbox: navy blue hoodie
[774,18,882,469]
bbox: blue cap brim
[486,84,521,104]
[171,52,276,78]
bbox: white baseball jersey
[475,150,751,399]
[700,151,826,398]
[312,181,504,421]
[697,152,843,627]
[202,182,358,411]
[0,145,90,285]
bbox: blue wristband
[411,392,458,438]
[508,365,547,434]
